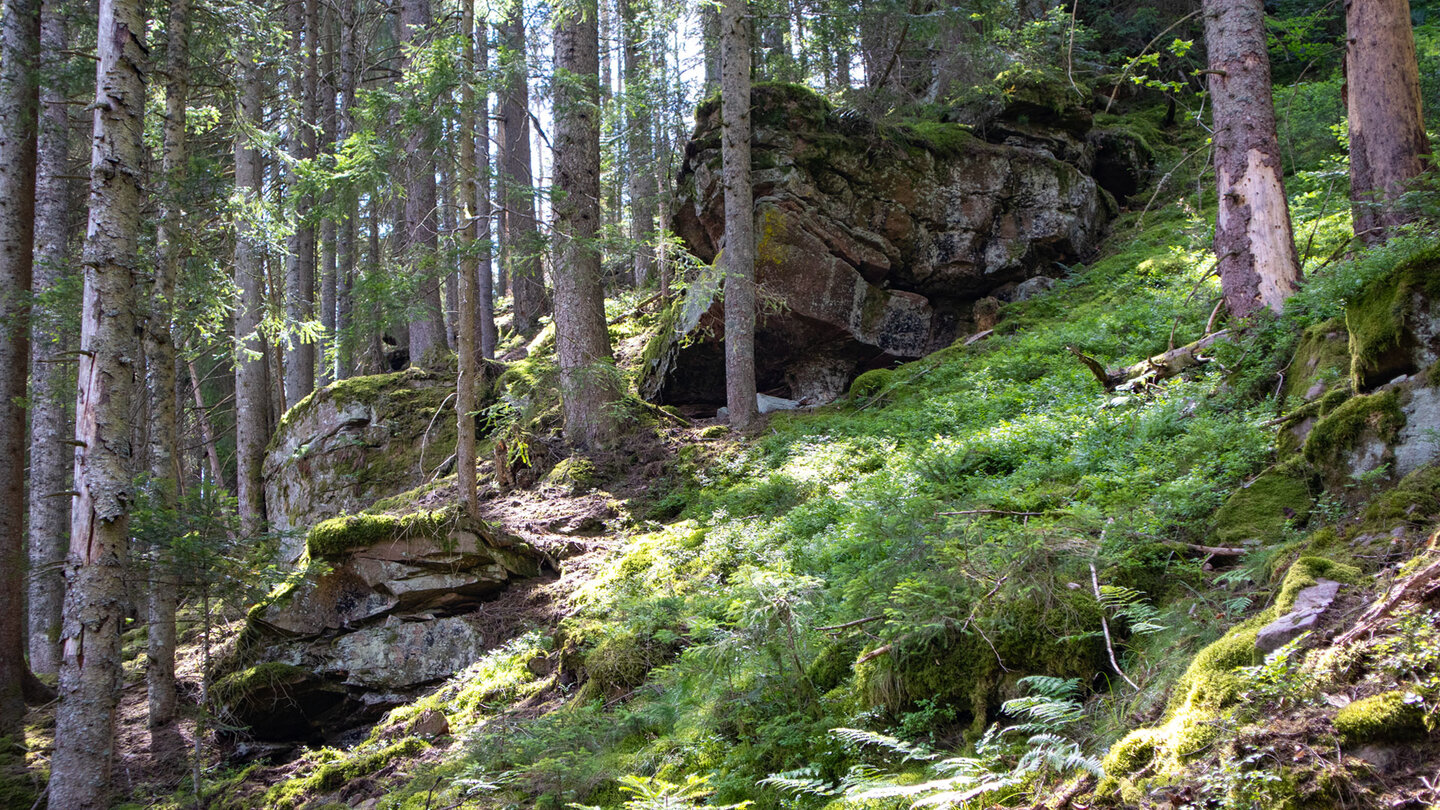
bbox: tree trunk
[554,0,621,450]
[401,0,448,366]
[145,0,188,731]
[336,0,359,380]
[721,0,757,428]
[0,0,41,743]
[319,13,338,386]
[500,0,547,333]
[458,0,481,518]
[49,0,145,802]
[702,2,721,96]
[1202,0,1301,319]
[477,25,498,360]
[1346,0,1431,242]
[235,55,269,537]
[621,0,657,287]
[283,0,317,404]
[27,1,74,679]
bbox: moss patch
[265,737,430,809]
[305,509,460,560]
[1355,462,1440,531]
[1346,244,1440,390]
[1282,317,1352,406]
[1301,389,1404,473]
[1273,556,1360,613]
[1333,690,1428,743]
[1212,461,1315,546]
[847,368,894,404]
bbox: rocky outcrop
[643,83,1137,406]
[264,368,462,557]
[220,511,543,741]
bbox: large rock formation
[265,368,460,557]
[220,511,543,741]
[643,84,1139,405]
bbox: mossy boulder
[1302,389,1405,488]
[1333,690,1428,743]
[650,81,1114,407]
[264,368,475,557]
[1212,462,1315,546]
[1346,244,1440,391]
[1283,318,1352,407]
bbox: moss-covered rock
[1283,318,1352,407]
[305,509,459,560]
[1302,389,1404,484]
[1212,461,1315,546]
[847,368,894,403]
[545,456,601,494]
[1333,690,1428,743]
[1346,244,1440,391]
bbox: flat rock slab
[1256,578,1342,655]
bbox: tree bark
[621,0,657,287]
[702,2,721,96]
[554,0,621,450]
[500,0,547,333]
[1345,0,1431,242]
[49,0,145,802]
[477,24,498,360]
[319,11,338,386]
[721,0,757,429]
[144,0,188,730]
[458,0,481,518]
[336,0,359,380]
[235,54,268,537]
[1202,0,1301,319]
[401,0,448,366]
[27,0,74,680]
[0,0,41,744]
[284,0,318,403]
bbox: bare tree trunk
[401,0,448,366]
[554,0,621,450]
[336,0,358,380]
[49,0,145,801]
[721,0,757,429]
[621,0,657,287]
[458,2,481,519]
[235,55,268,537]
[284,0,318,403]
[1346,0,1431,242]
[319,12,338,386]
[186,358,227,487]
[1202,0,1301,319]
[500,0,547,333]
[477,25,498,360]
[0,0,41,744]
[27,2,74,679]
[145,0,188,730]
[702,2,721,96]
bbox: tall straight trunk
[401,0,447,365]
[49,0,145,802]
[0,0,41,741]
[554,0,620,450]
[477,27,498,360]
[336,2,358,379]
[441,133,459,349]
[500,0,547,332]
[285,0,318,403]
[27,1,73,679]
[701,2,720,96]
[721,0,757,428]
[235,57,268,537]
[319,13,338,386]
[145,0,188,730]
[1346,0,1431,242]
[458,0,480,518]
[621,0,657,287]
[1202,0,1301,319]
[600,0,619,238]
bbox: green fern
[1098,585,1168,635]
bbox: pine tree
[500,0,548,333]
[1202,0,1301,318]
[50,0,147,801]
[721,0,758,428]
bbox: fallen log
[1069,330,1232,391]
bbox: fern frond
[758,768,839,797]
[829,727,939,761]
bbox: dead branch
[937,508,1051,518]
[1092,562,1140,691]
[1071,330,1231,392]
[817,615,884,633]
[856,643,893,665]
[1335,554,1440,647]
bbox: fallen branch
[856,643,893,665]
[817,615,884,633]
[937,508,1051,518]
[1170,542,1248,557]
[633,397,692,427]
[1091,562,1140,691]
[1335,554,1440,647]
[962,328,993,347]
[607,292,663,326]
[1070,330,1232,392]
